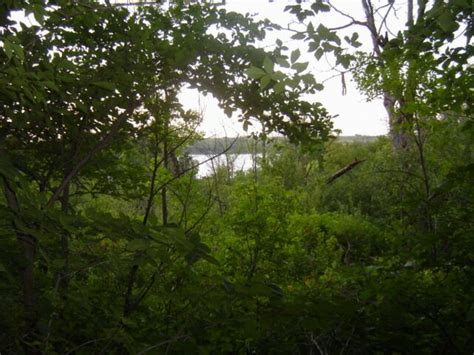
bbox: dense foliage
[1,0,472,354]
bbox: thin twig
[65,338,105,355]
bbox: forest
[0,0,473,353]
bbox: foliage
[0,0,473,354]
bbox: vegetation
[0,0,472,354]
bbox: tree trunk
[2,176,40,354]
[384,93,409,150]
[361,0,410,151]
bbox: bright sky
[179,0,391,138]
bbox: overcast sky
[179,0,392,137]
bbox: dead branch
[326,159,366,184]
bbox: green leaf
[276,57,290,68]
[31,4,45,24]
[291,49,301,63]
[437,11,459,32]
[58,59,76,71]
[23,87,35,103]
[245,66,266,79]
[287,77,300,89]
[291,32,306,40]
[452,0,471,8]
[75,101,88,113]
[301,74,316,86]
[273,81,285,94]
[315,48,324,60]
[91,81,116,91]
[308,42,319,52]
[311,2,330,13]
[292,62,309,73]
[43,81,60,93]
[127,239,150,251]
[263,56,274,73]
[3,39,13,60]
[224,106,233,118]
[11,43,24,61]
[270,71,285,81]
[260,75,271,90]
[314,83,324,91]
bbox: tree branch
[327,0,368,30]
[46,101,136,209]
[329,20,368,31]
[326,159,366,184]
[151,137,239,200]
[377,1,395,35]
[361,0,382,56]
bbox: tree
[274,0,472,150]
[0,0,333,352]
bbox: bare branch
[151,137,239,199]
[377,1,395,35]
[327,0,368,29]
[329,20,367,31]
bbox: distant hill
[336,135,381,143]
[185,135,381,155]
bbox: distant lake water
[190,154,259,177]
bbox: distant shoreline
[186,135,382,155]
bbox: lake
[190,154,259,177]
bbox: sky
[179,0,392,138]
